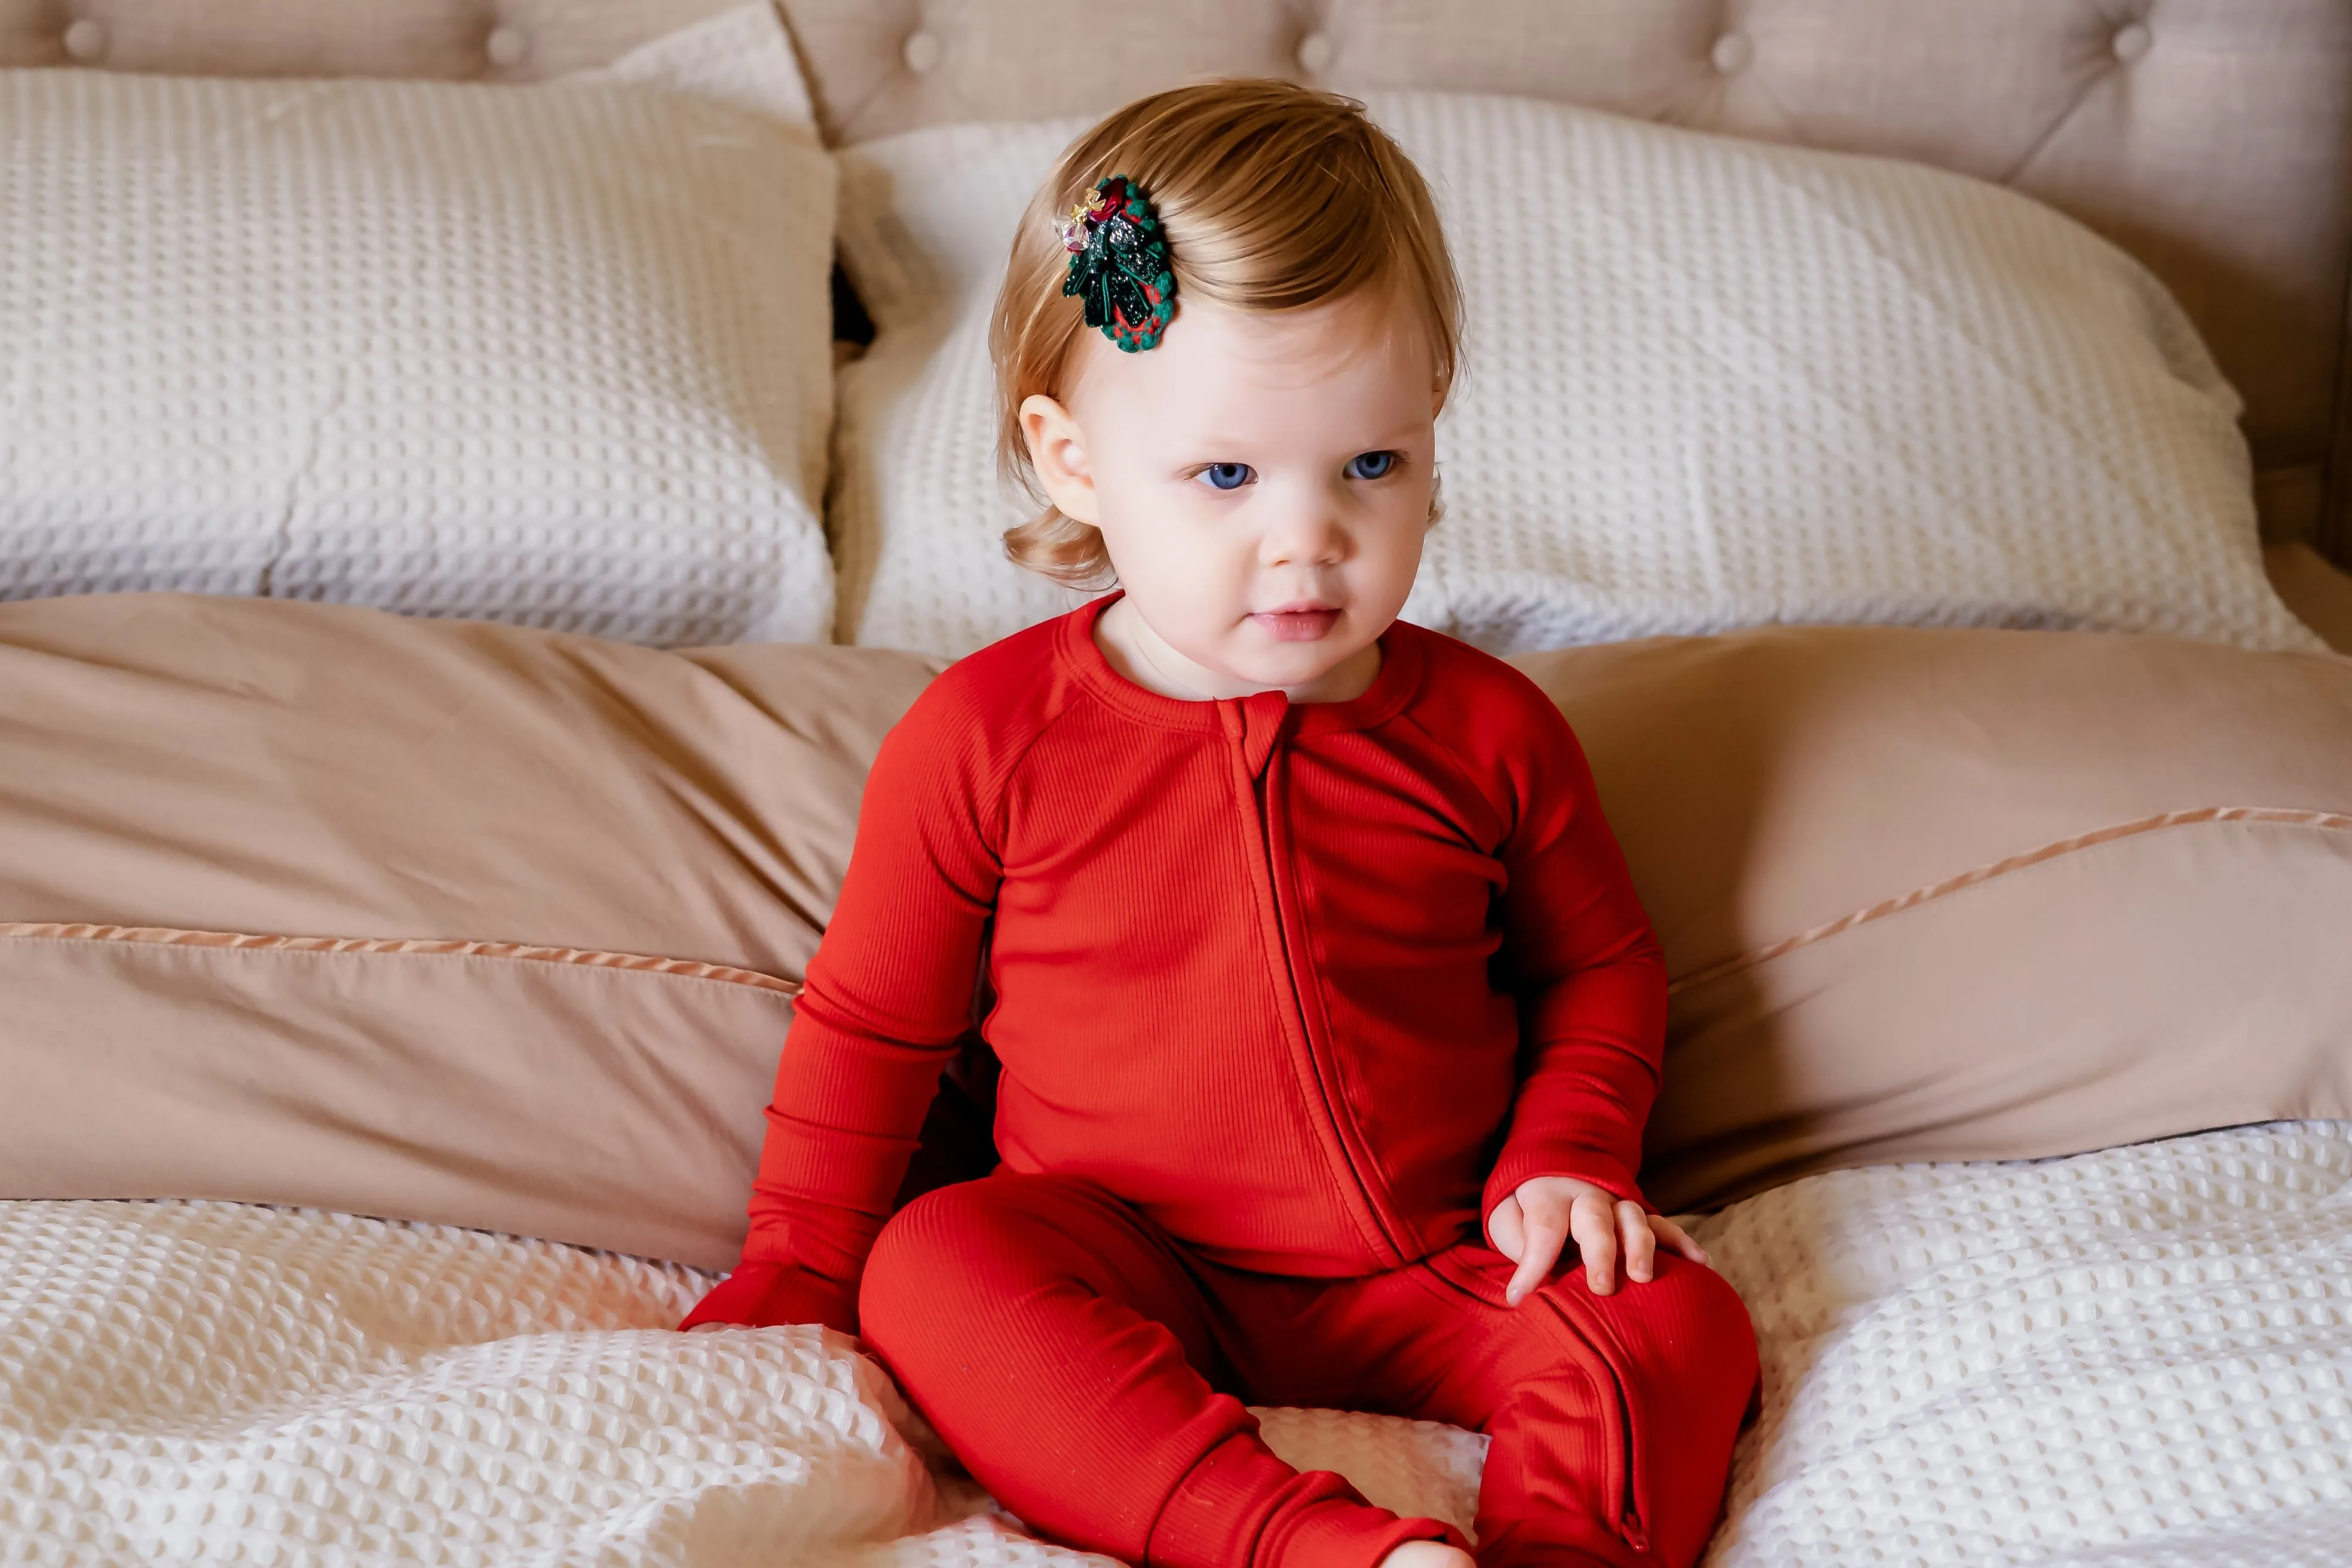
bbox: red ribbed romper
[684,594,1757,1568]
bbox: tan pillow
[0,593,937,1269]
[1514,627,2352,1212]
[8,596,2348,1261]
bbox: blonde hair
[991,80,1463,589]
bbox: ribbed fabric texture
[855,1170,1756,1568]
[688,594,1667,1338]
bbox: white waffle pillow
[0,5,837,645]
[828,94,2319,658]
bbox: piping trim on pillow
[0,921,803,996]
[15,807,2344,1009]
[1670,806,2352,997]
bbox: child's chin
[1230,645,1358,691]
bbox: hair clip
[1059,175,1176,353]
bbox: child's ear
[1021,393,1099,526]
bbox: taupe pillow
[6,596,2348,1264]
[1514,627,2352,1211]
[0,593,936,1269]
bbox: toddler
[684,81,1758,1568]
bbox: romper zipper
[1584,1319,1651,1554]
[1217,698,1409,1268]
[1424,1251,1651,1552]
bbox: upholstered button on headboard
[5,0,2348,564]
[0,0,743,81]
[771,0,2352,565]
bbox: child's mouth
[1252,606,1342,641]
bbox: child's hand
[1487,1177,1709,1306]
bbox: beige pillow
[1514,629,2352,1211]
[6,594,2347,1264]
[0,593,936,1269]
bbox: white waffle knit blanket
[5,1122,2350,1566]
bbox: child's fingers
[1487,1193,1526,1263]
[1652,1213,1711,1266]
[1569,1195,1619,1296]
[1503,1199,1570,1306]
[1618,1200,1656,1283]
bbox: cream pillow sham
[0,4,837,645]
[828,93,2319,658]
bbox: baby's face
[1026,290,1438,699]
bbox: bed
[12,1122,2352,1564]
[3,1,2351,1564]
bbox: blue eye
[1346,451,1397,480]
[1198,462,1254,491]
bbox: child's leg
[1218,1248,1757,1568]
[1473,1254,1756,1567]
[858,1171,1463,1568]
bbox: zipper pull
[1221,690,1288,780]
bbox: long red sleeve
[687,596,1667,1334]
[685,666,1019,1334]
[1477,703,1668,1224]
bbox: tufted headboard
[0,0,743,81]
[5,0,2349,566]
[773,0,2352,566]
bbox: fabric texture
[768,0,2352,562]
[828,94,2319,659]
[9,590,2352,1271]
[1511,623,2352,1211]
[10,590,2352,1272]
[0,0,746,80]
[705,593,1665,1336]
[0,2,840,645]
[0,592,939,1269]
[856,1170,1754,1568]
[7,1,2346,549]
[8,1120,2352,1564]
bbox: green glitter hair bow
[1058,175,1176,352]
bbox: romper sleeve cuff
[1481,1147,1649,1250]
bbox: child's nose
[1259,498,1348,568]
